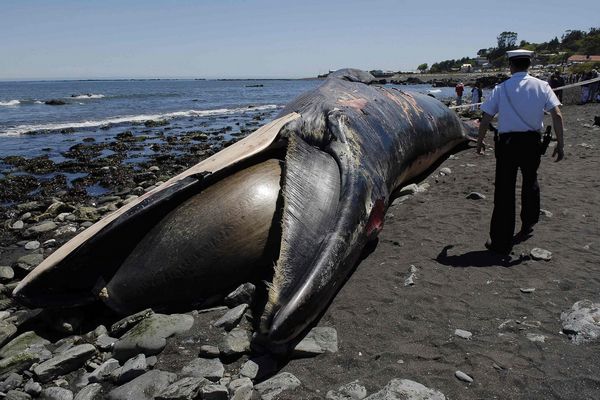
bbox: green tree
[417,63,428,73]
[497,31,518,49]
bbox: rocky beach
[0,87,599,399]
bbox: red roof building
[567,55,600,63]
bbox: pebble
[540,209,553,217]
[24,240,40,250]
[454,329,472,340]
[33,344,96,382]
[404,264,417,287]
[107,370,177,400]
[213,304,248,331]
[364,379,445,400]
[54,225,78,237]
[530,248,552,261]
[466,192,486,200]
[254,372,301,400]
[112,313,193,361]
[520,288,536,293]
[397,184,419,196]
[155,376,210,400]
[112,354,147,384]
[219,328,250,356]
[73,383,103,400]
[198,345,220,358]
[180,358,224,382]
[293,327,338,356]
[440,167,451,175]
[23,221,57,237]
[229,377,253,400]
[526,333,546,343]
[41,387,74,400]
[15,253,44,269]
[94,334,117,351]
[455,370,473,383]
[10,221,24,230]
[239,356,277,380]
[110,308,154,336]
[43,239,57,247]
[6,391,32,400]
[561,300,600,343]
[326,380,367,400]
[88,358,120,383]
[224,283,256,307]
[0,266,15,281]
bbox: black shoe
[485,240,511,256]
[514,225,534,243]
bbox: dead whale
[13,69,476,346]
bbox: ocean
[0,79,475,203]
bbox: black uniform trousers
[490,132,541,252]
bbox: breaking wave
[70,93,105,99]
[0,100,20,106]
[0,104,280,136]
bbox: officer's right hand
[552,145,564,162]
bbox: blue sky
[0,0,597,80]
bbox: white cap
[506,49,534,59]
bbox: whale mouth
[12,134,343,345]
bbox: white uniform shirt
[480,72,561,134]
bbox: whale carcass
[13,69,476,346]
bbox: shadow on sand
[435,245,528,268]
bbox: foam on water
[0,100,20,106]
[70,93,105,99]
[0,104,280,136]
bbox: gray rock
[213,304,248,331]
[73,207,99,222]
[0,266,15,281]
[239,355,277,380]
[107,370,177,400]
[24,379,42,396]
[15,253,44,269]
[23,221,57,237]
[455,371,473,383]
[229,377,254,400]
[0,372,23,392]
[520,288,536,293]
[146,355,157,368]
[561,300,600,343]
[220,328,250,356]
[466,192,486,200]
[156,376,210,400]
[439,167,451,175]
[6,390,32,400]
[404,265,418,287]
[41,387,74,400]
[364,379,445,400]
[10,221,24,230]
[0,351,44,380]
[88,358,120,383]
[24,241,40,250]
[199,345,220,358]
[54,225,78,237]
[326,380,367,400]
[540,209,553,218]
[200,384,228,400]
[224,283,256,307]
[530,248,552,261]
[113,354,147,384]
[112,313,193,361]
[526,333,546,343]
[180,357,224,381]
[94,334,117,351]
[293,326,338,356]
[0,321,17,347]
[74,384,103,400]
[33,343,96,382]
[454,329,472,340]
[110,309,154,337]
[397,183,419,196]
[17,201,44,212]
[254,372,301,400]
[43,239,57,247]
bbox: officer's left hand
[552,146,564,162]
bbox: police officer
[476,49,565,255]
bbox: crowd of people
[549,69,599,104]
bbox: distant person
[470,82,482,111]
[455,82,464,106]
[548,71,565,102]
[476,49,564,256]
[581,71,592,104]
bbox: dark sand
[283,103,600,399]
